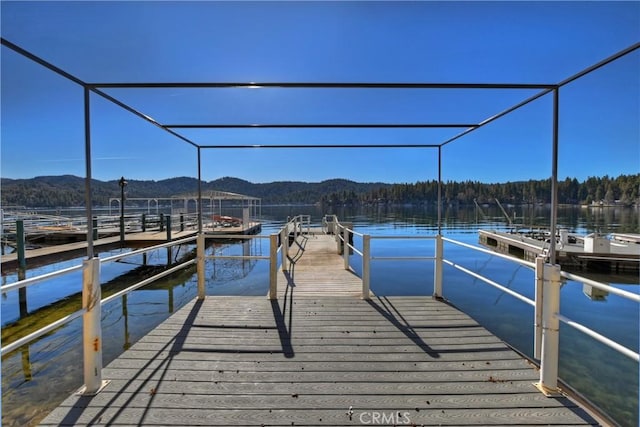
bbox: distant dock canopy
[108,190,261,217]
[479,229,640,274]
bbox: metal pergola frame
[2,37,638,266]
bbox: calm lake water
[1,204,638,426]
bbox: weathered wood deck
[40,232,602,426]
[1,223,261,273]
[279,231,362,298]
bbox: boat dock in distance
[41,228,604,426]
[479,229,640,273]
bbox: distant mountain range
[1,173,638,208]
[0,175,391,207]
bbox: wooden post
[197,233,205,300]
[92,217,98,241]
[160,213,165,232]
[180,214,185,232]
[362,234,371,299]
[166,215,172,241]
[268,234,278,299]
[16,219,26,269]
[536,262,561,396]
[141,213,146,232]
[80,257,106,395]
[433,235,443,298]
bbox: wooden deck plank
[41,296,601,426]
[278,233,362,298]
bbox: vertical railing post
[281,226,289,272]
[536,262,561,395]
[141,213,146,232]
[335,223,341,252]
[268,234,278,299]
[534,257,544,359]
[160,213,165,232]
[343,225,349,270]
[80,256,105,395]
[362,234,371,300]
[197,233,205,300]
[166,215,172,241]
[433,235,443,299]
[180,213,185,232]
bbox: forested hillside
[1,174,638,208]
[336,174,640,206]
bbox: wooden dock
[0,223,261,273]
[39,232,602,426]
[479,229,640,273]
[279,231,362,297]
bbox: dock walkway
[40,233,601,426]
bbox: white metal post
[536,262,561,396]
[197,232,205,300]
[433,235,443,299]
[268,234,278,299]
[80,257,107,395]
[362,234,371,300]
[281,226,289,272]
[534,256,544,359]
[343,225,349,270]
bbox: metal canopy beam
[199,143,441,149]
[89,82,556,89]
[165,123,480,129]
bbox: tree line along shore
[1,173,638,208]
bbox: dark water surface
[1,205,638,426]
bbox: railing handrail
[101,258,196,306]
[442,235,536,268]
[439,235,639,364]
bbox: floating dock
[40,231,603,426]
[479,229,640,273]
[0,222,261,273]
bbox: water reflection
[1,205,638,427]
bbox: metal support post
[268,234,278,300]
[166,216,172,241]
[535,262,562,396]
[433,235,443,299]
[79,256,108,395]
[343,225,350,270]
[534,257,544,359]
[281,227,289,272]
[197,233,205,300]
[362,234,371,300]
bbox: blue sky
[1,1,638,184]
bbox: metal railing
[323,216,639,396]
[1,235,198,394]
[1,214,637,400]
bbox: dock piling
[16,219,26,269]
